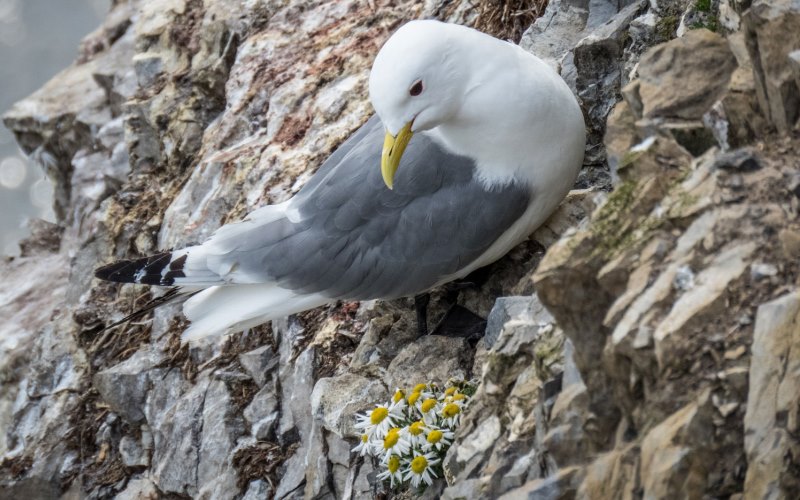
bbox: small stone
[119,435,149,468]
[719,366,750,395]
[750,262,778,280]
[672,264,695,291]
[718,402,739,418]
[724,345,747,360]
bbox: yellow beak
[381,121,414,189]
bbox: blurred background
[0,0,108,256]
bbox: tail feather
[181,284,331,341]
[94,247,221,286]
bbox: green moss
[695,0,712,12]
[590,179,639,256]
[656,15,679,42]
[690,16,719,32]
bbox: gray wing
[208,115,531,300]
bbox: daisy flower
[407,391,422,407]
[355,402,402,438]
[411,383,435,398]
[352,433,372,457]
[441,402,461,427]
[404,452,440,488]
[403,420,427,447]
[423,426,454,452]
[378,427,411,462]
[419,397,440,424]
[377,455,404,488]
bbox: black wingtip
[94,252,174,284]
[94,260,137,282]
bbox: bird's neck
[428,45,584,193]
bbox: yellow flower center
[453,393,466,401]
[444,386,457,396]
[370,407,389,425]
[410,455,428,474]
[413,383,427,393]
[408,391,421,406]
[409,421,425,436]
[383,428,400,449]
[421,398,436,413]
[442,403,460,418]
[427,430,443,444]
[361,434,368,443]
[393,390,405,403]
[388,455,400,473]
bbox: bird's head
[369,20,468,189]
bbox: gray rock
[277,344,316,444]
[93,348,163,424]
[485,296,555,348]
[242,479,273,500]
[197,380,246,500]
[119,435,149,468]
[573,0,646,165]
[243,381,279,440]
[441,478,486,500]
[743,292,800,498]
[750,262,778,280]
[310,373,388,438]
[303,420,330,499]
[151,376,210,496]
[133,52,165,88]
[326,433,352,498]
[384,335,473,390]
[498,466,584,500]
[561,339,583,389]
[115,477,159,500]
[350,304,419,369]
[238,345,278,387]
[275,446,307,499]
[520,0,589,68]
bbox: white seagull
[95,20,585,341]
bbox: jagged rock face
[1,0,799,499]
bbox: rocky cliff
[1,0,798,498]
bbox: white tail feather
[181,283,331,341]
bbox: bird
[94,19,586,342]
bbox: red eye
[409,80,423,96]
